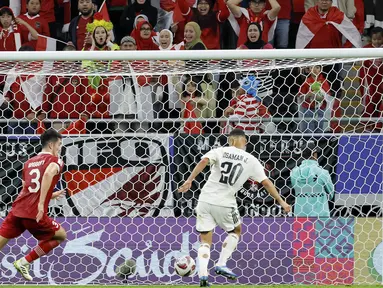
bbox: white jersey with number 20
[198,146,268,208]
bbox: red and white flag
[12,0,71,33]
[36,35,68,51]
[99,0,115,41]
[36,35,56,51]
[1,69,46,111]
[296,6,362,48]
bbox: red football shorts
[0,211,61,241]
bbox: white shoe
[14,259,33,281]
[214,266,237,280]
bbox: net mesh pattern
[0,52,382,285]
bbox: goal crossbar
[0,48,383,61]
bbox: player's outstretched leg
[14,226,67,281]
[215,225,241,280]
[198,231,212,287]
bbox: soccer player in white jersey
[178,129,291,287]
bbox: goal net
[0,49,382,285]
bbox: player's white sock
[19,257,29,265]
[198,243,210,277]
[217,233,239,267]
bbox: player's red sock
[25,240,60,263]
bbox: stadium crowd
[0,0,382,134]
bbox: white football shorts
[195,201,241,232]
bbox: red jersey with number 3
[12,152,64,219]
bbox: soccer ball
[115,259,136,279]
[174,255,196,277]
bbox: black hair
[19,45,35,52]
[41,129,62,148]
[0,7,14,17]
[229,128,246,137]
[371,27,383,37]
[26,0,41,4]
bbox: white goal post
[0,48,382,285]
[1,48,383,61]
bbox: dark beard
[81,9,93,17]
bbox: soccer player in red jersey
[0,129,67,281]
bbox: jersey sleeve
[202,148,220,165]
[250,157,268,183]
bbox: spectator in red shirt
[296,0,361,99]
[68,0,95,50]
[222,76,273,133]
[18,0,50,50]
[297,65,332,133]
[38,75,90,133]
[227,0,280,47]
[304,0,356,20]
[179,0,230,49]
[359,27,383,131]
[237,21,273,49]
[180,75,205,134]
[0,7,38,51]
[296,0,361,49]
[20,0,70,38]
[41,75,89,120]
[120,0,158,38]
[131,21,159,50]
[159,0,195,44]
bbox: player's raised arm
[261,178,291,213]
[36,163,59,223]
[178,158,210,193]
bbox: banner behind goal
[0,49,382,285]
